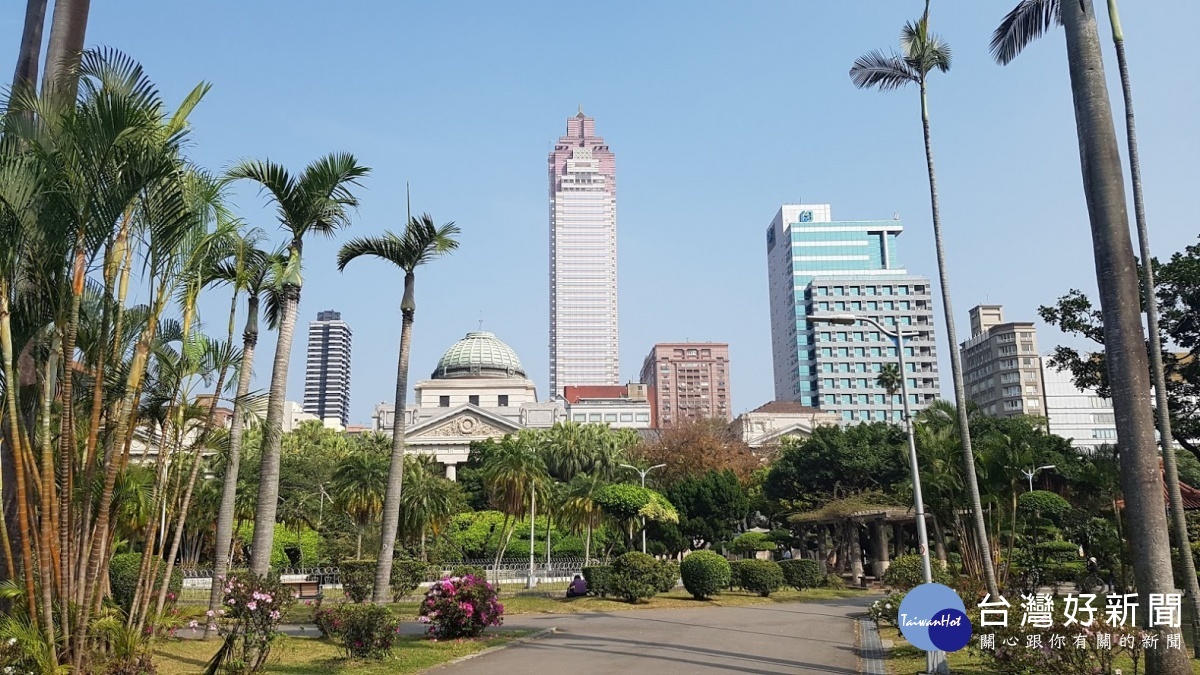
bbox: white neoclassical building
[372,331,565,479]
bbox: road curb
[430,627,558,671]
[858,616,888,675]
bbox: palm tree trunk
[11,0,47,93]
[0,288,37,617]
[37,348,59,653]
[918,78,998,597]
[40,0,91,100]
[1105,0,1200,656]
[356,530,362,560]
[585,522,592,563]
[205,295,259,637]
[1061,2,1188,672]
[372,271,416,603]
[249,284,300,576]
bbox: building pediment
[744,421,820,448]
[406,404,522,441]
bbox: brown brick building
[638,342,731,427]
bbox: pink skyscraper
[548,107,619,396]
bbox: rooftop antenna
[478,312,484,331]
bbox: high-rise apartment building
[303,310,352,427]
[639,342,731,427]
[766,204,940,423]
[959,305,1047,417]
[1042,365,1118,452]
[548,107,619,397]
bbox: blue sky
[4,2,1198,425]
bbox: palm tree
[331,449,390,559]
[228,153,370,576]
[41,0,91,99]
[560,473,606,562]
[876,363,902,422]
[204,233,278,636]
[991,1,1200,654]
[849,0,998,597]
[481,432,548,579]
[336,208,459,603]
[398,456,461,561]
[11,0,47,93]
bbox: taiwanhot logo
[897,583,973,653]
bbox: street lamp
[812,313,946,675]
[619,463,667,554]
[1020,465,1056,492]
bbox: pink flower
[188,621,199,629]
[206,610,215,617]
[246,601,257,611]
[270,610,280,620]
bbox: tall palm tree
[561,473,606,562]
[204,235,278,634]
[991,1,1200,654]
[876,363,902,422]
[849,0,998,597]
[330,449,389,559]
[41,0,91,100]
[228,153,370,576]
[11,0,47,93]
[336,209,459,603]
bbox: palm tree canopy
[331,449,389,528]
[850,16,952,91]
[990,0,1061,66]
[227,152,370,250]
[336,214,461,274]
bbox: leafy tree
[763,423,907,509]
[632,418,759,486]
[398,455,463,561]
[666,470,749,550]
[331,444,389,558]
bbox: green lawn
[878,625,1200,675]
[261,586,868,624]
[153,632,531,675]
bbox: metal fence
[176,558,596,602]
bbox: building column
[873,519,891,578]
[849,523,865,586]
[892,522,905,559]
[816,525,829,575]
[444,462,457,482]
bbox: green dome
[432,331,526,379]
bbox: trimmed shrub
[731,532,773,554]
[582,565,612,597]
[391,559,429,601]
[739,559,784,597]
[609,552,662,603]
[419,575,504,638]
[680,550,732,599]
[779,559,823,590]
[728,559,748,590]
[338,559,376,603]
[109,552,183,614]
[654,560,680,593]
[321,603,403,659]
[881,554,953,592]
[551,535,586,557]
[823,574,846,589]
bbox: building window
[439,395,450,407]
[588,413,602,422]
[573,414,586,422]
[604,414,618,422]
[635,413,650,422]
[468,395,480,406]
[620,413,634,422]
[497,395,509,407]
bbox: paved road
[439,599,870,675]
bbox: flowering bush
[418,575,503,639]
[315,604,403,659]
[203,574,295,675]
[866,592,904,627]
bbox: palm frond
[849,50,919,91]
[990,0,1061,66]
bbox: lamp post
[1020,465,1056,493]
[528,483,537,589]
[619,463,666,554]
[812,313,946,675]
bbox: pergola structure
[789,506,944,584]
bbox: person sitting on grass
[566,574,588,598]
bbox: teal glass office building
[766,204,941,422]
